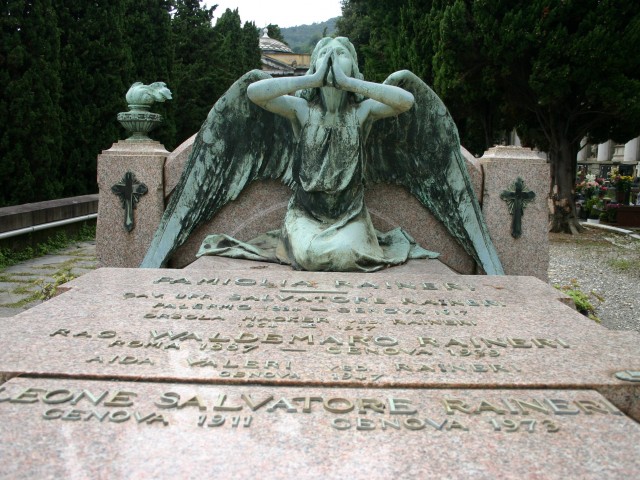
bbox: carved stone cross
[500,177,535,239]
[111,172,148,232]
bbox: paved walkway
[0,241,97,317]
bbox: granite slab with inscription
[0,267,638,419]
[1,377,639,479]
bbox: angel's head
[311,37,362,78]
[299,37,364,102]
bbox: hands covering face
[313,45,352,89]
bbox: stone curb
[579,221,640,240]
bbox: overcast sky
[205,0,343,28]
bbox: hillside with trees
[281,17,338,53]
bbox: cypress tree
[171,0,219,143]
[0,0,63,206]
[213,9,248,87]
[242,21,262,74]
[55,0,133,196]
[266,24,288,45]
[337,0,406,82]
[125,0,176,149]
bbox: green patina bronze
[111,171,148,232]
[500,177,536,239]
[141,38,503,274]
[117,82,172,141]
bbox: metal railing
[0,214,97,240]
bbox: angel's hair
[298,37,364,103]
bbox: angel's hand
[330,51,352,90]
[312,51,332,88]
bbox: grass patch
[0,264,81,308]
[0,292,42,308]
[32,258,80,271]
[572,238,610,247]
[0,224,95,271]
[36,268,78,301]
[554,279,601,323]
[12,285,36,295]
[608,257,640,273]
[608,258,632,271]
[65,250,96,258]
[0,274,38,283]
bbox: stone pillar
[480,146,550,281]
[597,141,612,162]
[96,140,169,267]
[510,129,522,147]
[577,138,588,163]
[624,137,639,163]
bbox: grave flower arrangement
[584,197,604,220]
[575,174,607,199]
[608,167,634,204]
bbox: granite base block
[1,378,639,479]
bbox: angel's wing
[141,70,294,268]
[364,70,504,275]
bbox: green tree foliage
[397,0,436,80]
[338,0,640,233]
[125,0,176,149]
[430,0,506,154]
[0,0,264,206]
[55,0,133,196]
[214,9,260,86]
[266,24,288,45]
[242,21,262,71]
[171,0,220,144]
[337,0,371,60]
[337,0,404,81]
[338,1,489,152]
[0,0,63,206]
[433,0,640,232]
[339,0,437,82]
[126,0,173,83]
[172,4,261,143]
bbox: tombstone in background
[96,140,169,268]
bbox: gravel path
[548,226,640,332]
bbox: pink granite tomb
[1,265,639,476]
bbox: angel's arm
[332,55,414,120]
[247,54,330,120]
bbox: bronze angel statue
[141,37,504,275]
